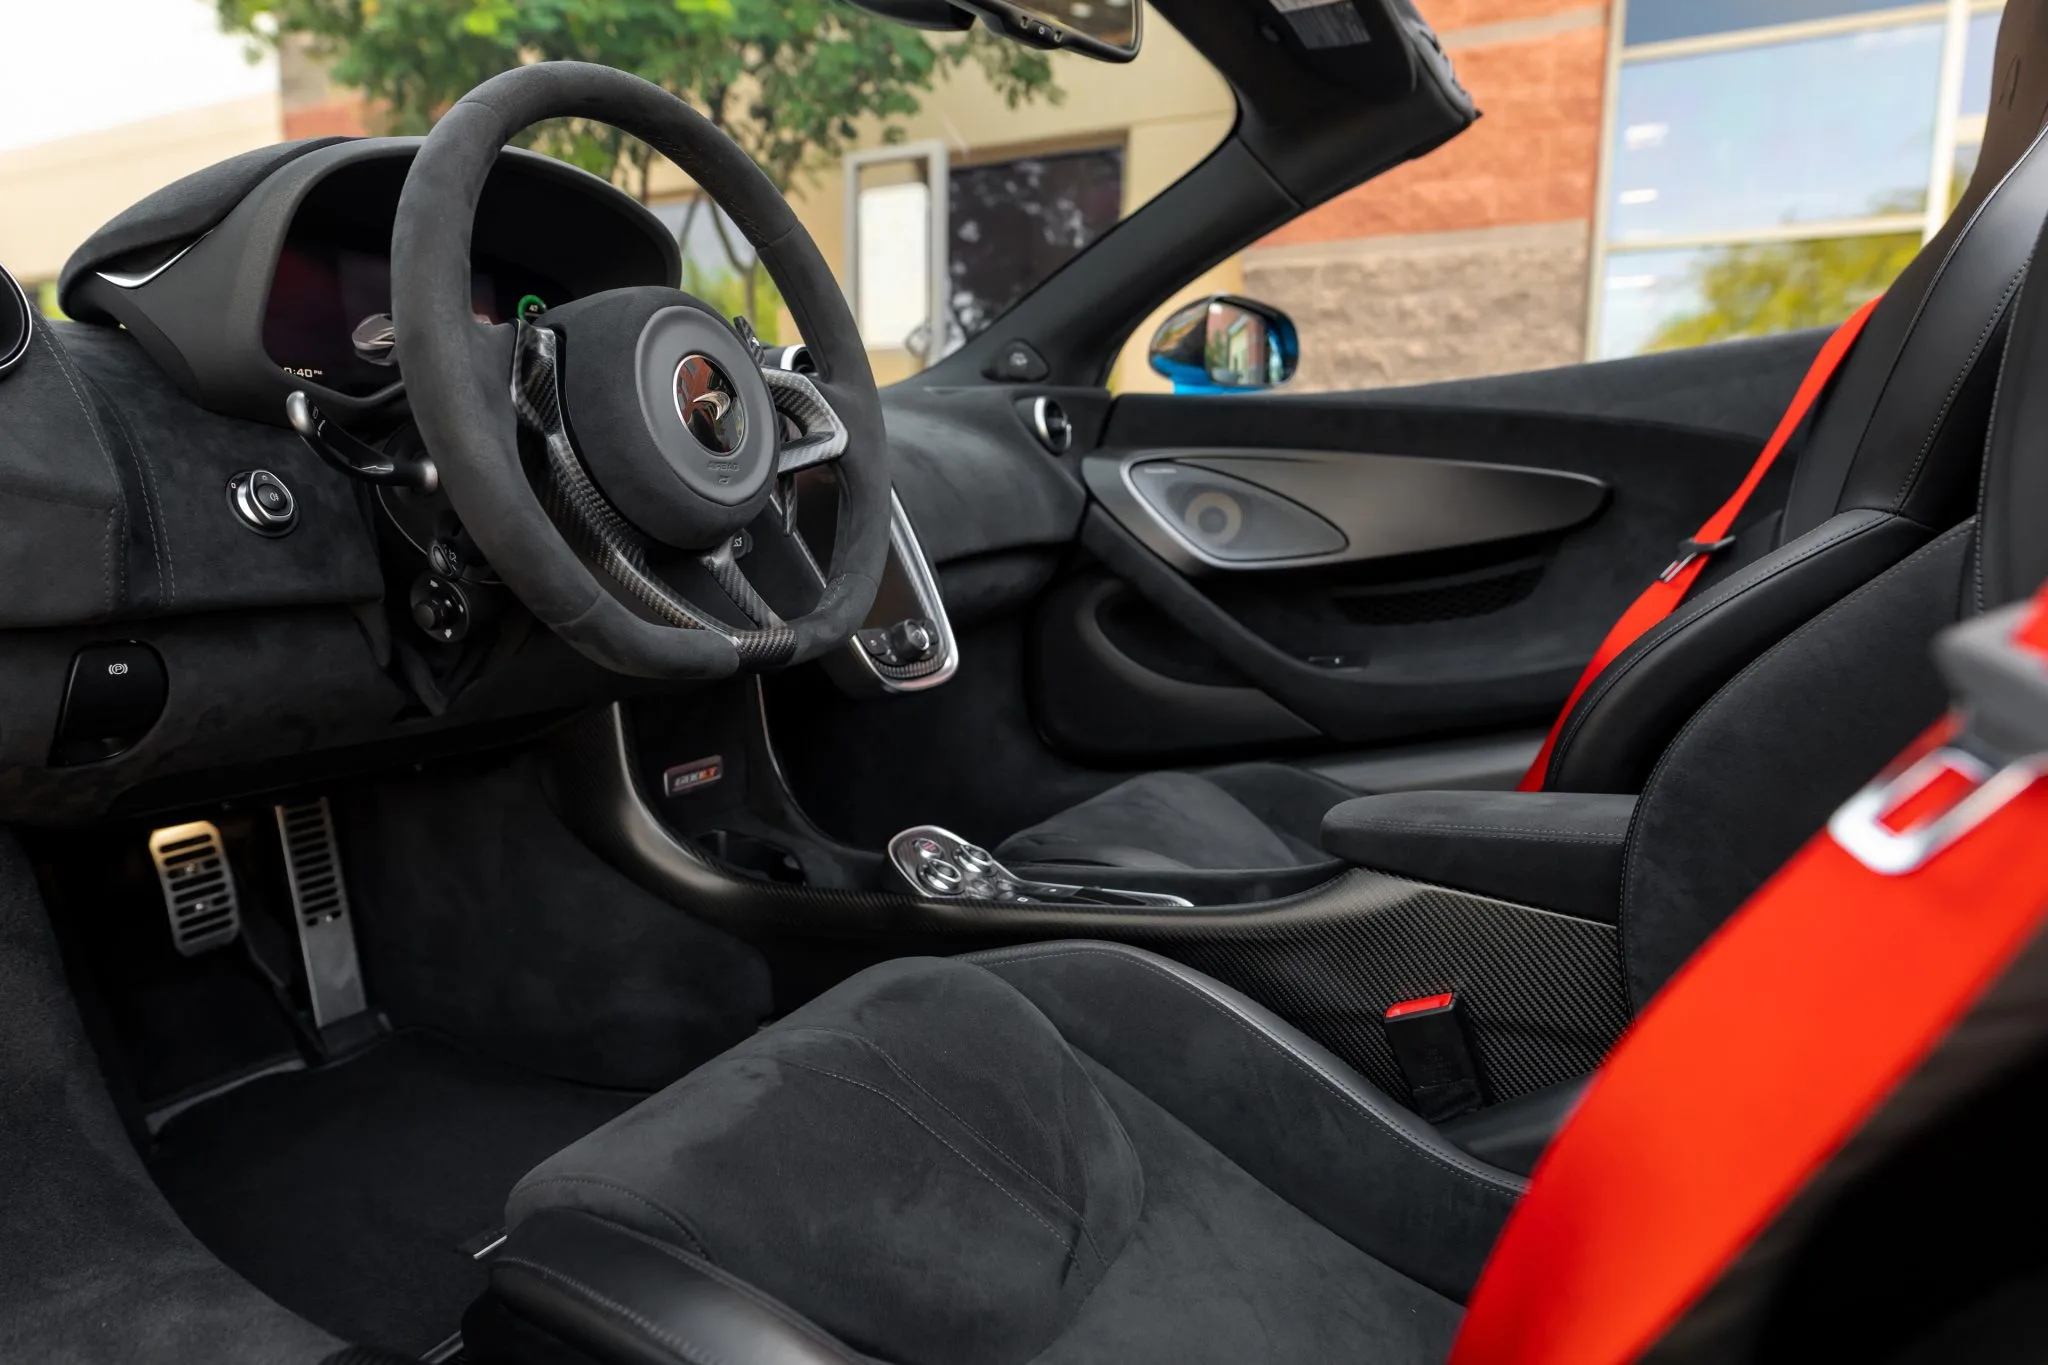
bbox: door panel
[1030,334,1820,763]
[1085,448,1609,571]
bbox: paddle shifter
[888,825,1192,907]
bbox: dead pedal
[148,821,242,956]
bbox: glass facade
[1595,0,2004,359]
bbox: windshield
[2,2,2016,402]
[0,0,1229,390]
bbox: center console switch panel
[889,825,1192,908]
[822,492,959,695]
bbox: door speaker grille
[148,821,242,957]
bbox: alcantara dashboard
[66,139,680,426]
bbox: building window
[1593,0,2003,359]
[843,142,1125,366]
[946,147,1125,343]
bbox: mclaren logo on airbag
[673,353,746,456]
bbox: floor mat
[149,1032,641,1355]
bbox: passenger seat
[998,2,2048,878]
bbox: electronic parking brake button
[51,642,168,766]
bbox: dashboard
[68,140,680,426]
[0,136,1079,824]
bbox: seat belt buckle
[1658,535,1738,584]
[1831,601,2048,875]
[1383,992,1484,1123]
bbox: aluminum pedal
[148,821,242,956]
[274,797,367,1030]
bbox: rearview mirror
[842,0,1143,60]
[958,0,1142,60]
[1148,295,1300,393]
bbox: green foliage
[681,253,784,342]
[1646,232,1922,353]
[218,0,1060,331]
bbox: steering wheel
[389,62,890,679]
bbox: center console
[888,825,1192,907]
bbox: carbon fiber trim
[511,322,796,667]
[762,367,848,474]
[512,322,730,632]
[868,650,950,682]
[1112,881,1631,1104]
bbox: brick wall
[1250,1,1611,390]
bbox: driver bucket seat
[456,200,2048,1364]
[992,2,2048,878]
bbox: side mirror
[1148,295,1299,394]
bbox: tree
[219,0,1061,336]
[1645,232,1921,353]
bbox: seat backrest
[1620,201,2048,1012]
[1540,2,2048,795]
[1454,193,2048,1365]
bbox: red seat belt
[1517,297,1885,791]
[1454,589,2048,1364]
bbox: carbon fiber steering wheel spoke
[699,538,786,631]
[763,366,849,475]
[510,319,805,669]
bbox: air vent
[147,821,242,957]
[275,797,367,1028]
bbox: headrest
[1781,0,2048,538]
[1970,0,2048,215]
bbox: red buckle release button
[1385,991,1456,1021]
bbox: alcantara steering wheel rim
[389,61,891,680]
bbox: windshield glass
[0,0,1230,389]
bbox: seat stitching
[779,1056,1089,1267]
[1332,821,1623,843]
[1969,269,2028,613]
[511,1175,711,1257]
[495,1256,733,1365]
[972,946,1522,1196]
[775,1024,1112,1266]
[1890,266,2024,512]
[1549,512,1888,779]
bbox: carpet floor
[150,1032,641,1355]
